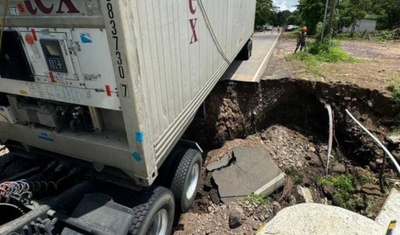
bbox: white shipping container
[0,0,256,186]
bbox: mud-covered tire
[239,39,253,60]
[170,149,202,213]
[129,187,175,235]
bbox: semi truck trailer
[0,0,256,234]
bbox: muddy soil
[176,37,400,234]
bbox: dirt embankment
[177,37,400,234]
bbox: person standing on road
[294,26,307,53]
[277,26,280,34]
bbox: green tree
[338,0,372,36]
[370,0,400,29]
[298,0,325,35]
[255,0,274,29]
[287,12,299,25]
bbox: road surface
[221,31,280,83]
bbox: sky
[273,0,299,12]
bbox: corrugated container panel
[133,0,255,159]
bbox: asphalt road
[221,31,280,83]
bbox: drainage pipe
[325,104,334,175]
[345,109,400,176]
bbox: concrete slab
[256,203,386,235]
[297,186,314,203]
[206,155,230,172]
[221,32,280,83]
[375,188,400,229]
[212,147,285,203]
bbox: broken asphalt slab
[212,147,286,203]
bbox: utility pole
[321,0,329,40]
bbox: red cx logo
[189,19,198,44]
[188,0,198,44]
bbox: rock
[361,183,381,196]
[309,155,322,167]
[387,135,400,145]
[296,161,303,168]
[297,186,314,203]
[252,224,259,231]
[210,189,221,205]
[375,158,383,165]
[272,201,281,215]
[228,206,243,229]
[260,133,267,141]
[206,155,230,171]
[321,183,336,198]
[302,176,313,187]
[308,146,316,152]
[393,150,400,162]
[355,185,362,192]
[369,161,377,169]
[344,97,351,101]
[332,163,346,173]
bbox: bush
[319,174,355,208]
[308,38,355,62]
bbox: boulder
[332,163,346,173]
[361,183,381,196]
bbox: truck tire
[129,187,175,235]
[170,149,202,213]
[239,39,253,60]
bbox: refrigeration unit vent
[0,31,34,81]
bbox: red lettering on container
[22,0,80,14]
[188,0,197,14]
[24,0,38,14]
[56,0,79,13]
[188,0,198,44]
[189,19,198,44]
[17,2,26,14]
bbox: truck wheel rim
[148,209,168,235]
[186,163,200,200]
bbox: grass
[284,166,303,184]
[288,38,357,76]
[319,174,355,208]
[247,193,270,206]
[390,76,400,103]
[388,76,400,134]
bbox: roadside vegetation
[390,76,400,103]
[299,38,355,62]
[246,193,270,206]
[318,174,355,208]
[284,166,303,184]
[285,37,357,76]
